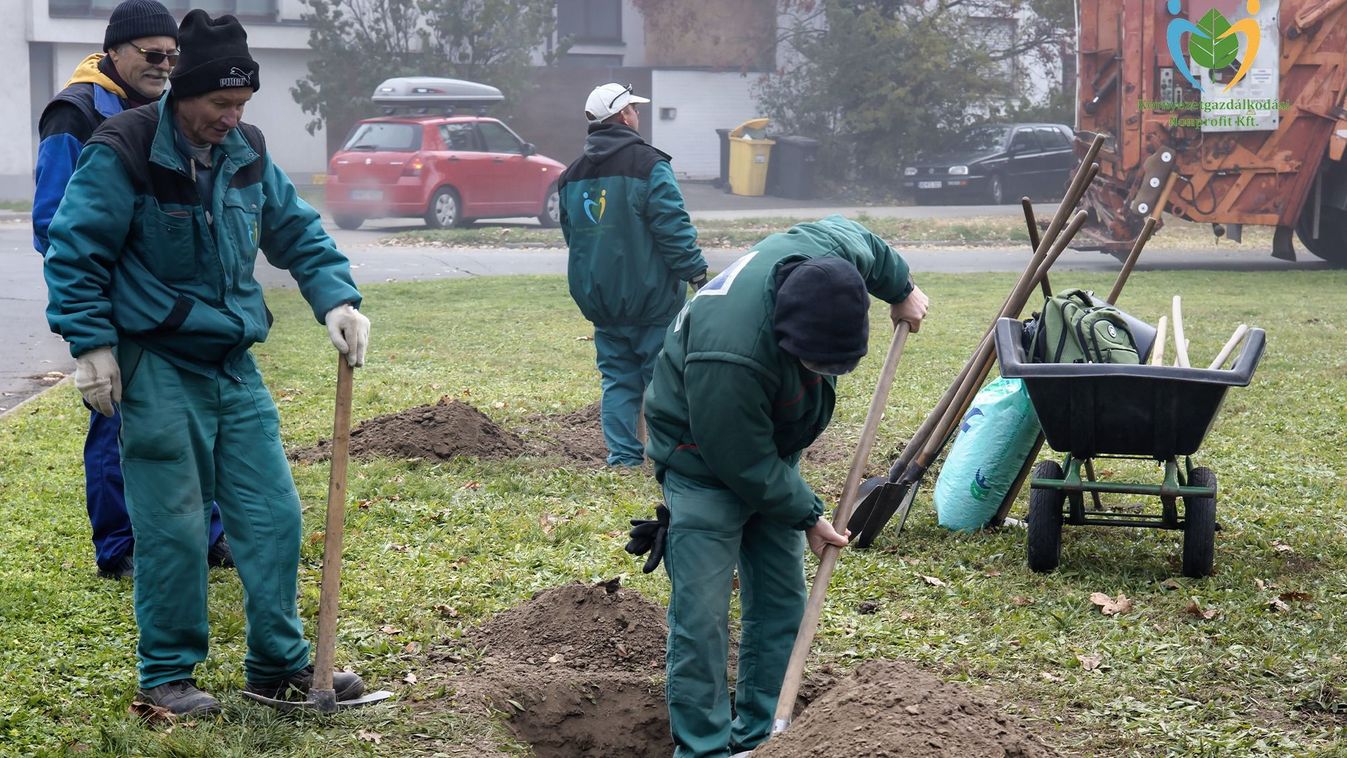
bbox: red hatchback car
[324,115,565,230]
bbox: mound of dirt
[753,660,1057,758]
[517,401,608,467]
[290,397,526,463]
[468,580,668,672]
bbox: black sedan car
[902,123,1077,205]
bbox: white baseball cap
[584,82,650,124]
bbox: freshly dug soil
[517,401,609,467]
[467,580,668,672]
[752,660,1057,758]
[291,397,526,463]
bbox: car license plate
[917,181,942,189]
[351,189,383,202]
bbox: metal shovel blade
[241,688,394,713]
[850,480,913,549]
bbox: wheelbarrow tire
[1182,467,1217,578]
[1026,461,1065,573]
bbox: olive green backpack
[1026,289,1141,364]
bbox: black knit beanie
[774,257,870,365]
[169,10,260,98]
[103,0,178,52]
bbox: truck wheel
[1294,202,1347,265]
[425,187,461,229]
[1026,460,1065,573]
[333,214,364,231]
[1181,467,1217,578]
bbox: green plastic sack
[934,377,1042,532]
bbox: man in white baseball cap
[559,82,707,468]
[584,81,651,123]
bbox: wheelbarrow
[993,317,1266,578]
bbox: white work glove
[325,304,370,368]
[74,347,121,418]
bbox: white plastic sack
[934,377,1042,532]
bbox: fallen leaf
[1040,672,1064,683]
[403,641,421,654]
[307,531,325,545]
[1268,597,1291,613]
[547,653,565,664]
[1160,578,1182,591]
[898,612,916,621]
[1279,590,1312,603]
[357,729,383,744]
[492,401,507,409]
[506,698,526,712]
[403,672,418,685]
[1077,654,1102,671]
[540,513,560,535]
[1254,578,1267,591]
[1273,541,1294,554]
[857,601,880,615]
[575,335,594,341]
[381,625,404,635]
[387,543,410,553]
[615,642,629,658]
[128,700,176,725]
[1184,601,1218,620]
[921,575,946,587]
[984,570,1003,577]
[1089,592,1133,615]
[434,604,459,618]
[461,481,481,491]
[1012,596,1035,607]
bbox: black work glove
[625,504,670,573]
[690,271,709,291]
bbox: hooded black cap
[774,257,870,365]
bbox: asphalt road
[3,216,1333,413]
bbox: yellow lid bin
[727,117,775,196]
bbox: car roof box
[372,77,504,115]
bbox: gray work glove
[325,304,370,368]
[75,347,121,418]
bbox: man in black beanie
[642,216,928,757]
[33,0,236,582]
[44,9,371,716]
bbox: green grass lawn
[387,213,1273,252]
[1,271,1344,756]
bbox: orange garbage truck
[1074,0,1347,263]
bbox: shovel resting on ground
[242,357,393,713]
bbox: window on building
[477,121,523,154]
[51,0,277,19]
[557,0,622,44]
[559,53,625,69]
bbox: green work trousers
[117,343,310,689]
[662,470,807,758]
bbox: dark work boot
[97,554,134,580]
[245,665,365,702]
[207,535,235,569]
[137,679,222,716]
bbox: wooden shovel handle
[1171,296,1190,368]
[1208,324,1249,369]
[773,322,911,733]
[313,357,354,693]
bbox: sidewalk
[678,181,1018,221]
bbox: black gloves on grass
[625,504,670,574]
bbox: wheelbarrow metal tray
[994,318,1266,459]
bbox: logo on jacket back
[583,189,606,224]
[219,66,255,89]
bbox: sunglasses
[607,83,633,110]
[132,46,180,66]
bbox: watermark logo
[1166,0,1261,92]
[582,188,606,224]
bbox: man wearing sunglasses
[33,0,234,582]
[559,82,708,468]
